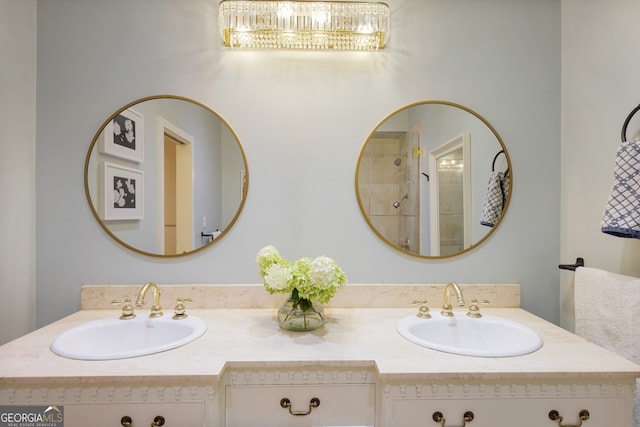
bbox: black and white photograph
[100,108,144,163]
[101,162,144,220]
[112,174,136,210]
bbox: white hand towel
[574,267,640,426]
[601,138,640,239]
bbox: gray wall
[560,0,640,330]
[0,0,36,344]
[33,0,561,327]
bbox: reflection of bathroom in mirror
[85,95,248,257]
[356,101,510,258]
[429,133,471,256]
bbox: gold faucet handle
[172,297,193,320]
[111,297,136,320]
[466,299,490,318]
[411,299,431,319]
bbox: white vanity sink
[50,315,207,360]
[397,312,542,357]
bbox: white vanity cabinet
[0,382,215,427]
[221,367,376,427]
[382,380,635,427]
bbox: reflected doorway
[428,133,471,256]
[161,127,193,255]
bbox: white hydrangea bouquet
[256,245,347,331]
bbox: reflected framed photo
[100,162,144,220]
[100,108,144,163]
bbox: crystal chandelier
[218,1,390,50]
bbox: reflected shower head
[393,194,408,209]
[394,157,402,166]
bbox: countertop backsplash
[80,283,521,310]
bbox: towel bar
[201,229,221,241]
[491,149,509,177]
[559,257,585,271]
[491,150,506,171]
[621,103,640,142]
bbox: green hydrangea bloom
[256,246,347,304]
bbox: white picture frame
[100,108,144,163]
[100,162,144,220]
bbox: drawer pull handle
[432,411,474,427]
[548,410,590,427]
[119,415,164,427]
[280,397,320,416]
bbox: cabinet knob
[432,411,445,426]
[150,416,165,427]
[120,416,132,427]
[280,397,320,416]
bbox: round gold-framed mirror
[355,100,511,259]
[84,95,248,257]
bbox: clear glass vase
[277,297,325,332]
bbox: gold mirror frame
[355,100,511,259]
[84,95,249,257]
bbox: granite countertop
[1,298,639,387]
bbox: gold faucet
[441,282,465,317]
[135,282,163,318]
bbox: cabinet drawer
[225,384,375,427]
[65,402,205,427]
[393,396,631,427]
